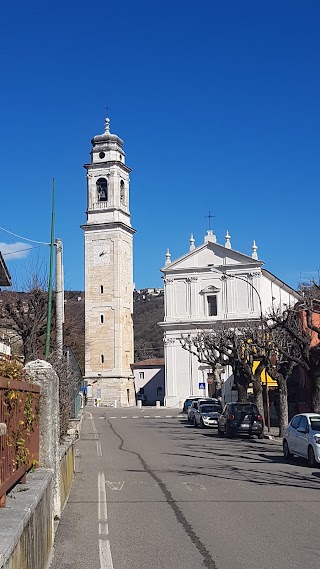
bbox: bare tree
[267,292,320,412]
[0,289,51,362]
[180,324,267,419]
[49,349,82,438]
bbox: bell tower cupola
[84,116,132,228]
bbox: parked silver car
[283,413,320,467]
[187,398,219,423]
[193,403,222,428]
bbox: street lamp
[220,273,263,320]
[219,272,271,432]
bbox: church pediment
[162,240,263,273]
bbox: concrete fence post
[25,359,61,519]
[156,400,161,408]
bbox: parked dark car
[217,402,264,438]
[183,396,204,413]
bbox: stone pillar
[25,359,61,519]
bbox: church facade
[159,230,301,407]
[81,118,135,405]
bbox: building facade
[159,230,301,407]
[132,358,165,405]
[81,118,136,405]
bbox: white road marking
[121,416,127,419]
[99,540,114,569]
[109,416,116,419]
[166,415,172,418]
[99,522,109,535]
[143,415,150,418]
[91,416,102,457]
[133,416,138,419]
[105,480,125,491]
[98,472,113,569]
[182,482,207,491]
[98,472,108,521]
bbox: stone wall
[0,470,53,569]
[0,360,79,569]
[60,437,75,513]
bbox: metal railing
[0,377,40,507]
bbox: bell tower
[81,117,136,406]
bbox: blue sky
[1,0,319,291]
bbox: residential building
[132,358,165,404]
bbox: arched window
[120,179,125,203]
[97,178,108,202]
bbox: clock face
[93,244,110,266]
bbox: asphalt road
[51,407,320,569]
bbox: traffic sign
[198,382,205,389]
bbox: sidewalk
[264,426,282,442]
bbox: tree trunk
[237,382,247,402]
[311,372,320,413]
[277,377,288,438]
[252,361,265,424]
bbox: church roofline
[160,240,263,273]
[261,268,302,300]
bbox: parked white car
[194,403,222,428]
[283,413,320,467]
[187,398,219,423]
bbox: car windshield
[232,404,259,415]
[200,405,222,414]
[310,416,320,431]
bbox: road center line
[91,416,102,457]
[98,472,114,569]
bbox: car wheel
[225,426,232,438]
[193,418,197,428]
[218,425,224,436]
[283,439,292,460]
[308,446,316,468]
[258,432,264,440]
[200,419,205,429]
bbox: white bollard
[137,400,142,409]
[156,400,161,408]
[114,400,117,408]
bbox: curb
[264,433,283,443]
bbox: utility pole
[45,179,55,360]
[55,238,64,358]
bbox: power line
[2,245,45,256]
[0,225,50,245]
